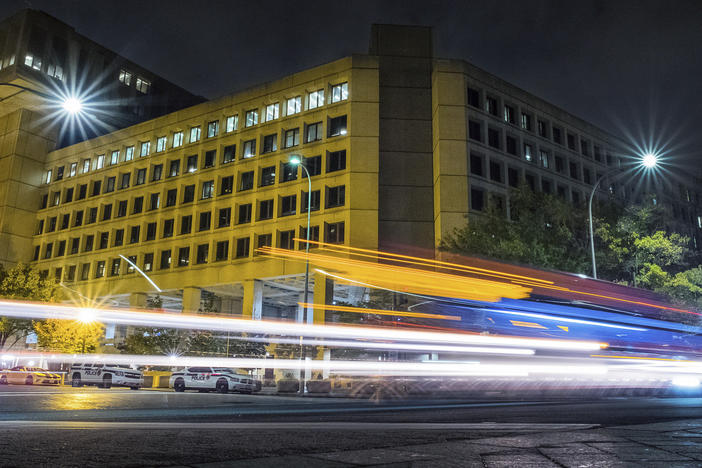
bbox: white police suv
[169,367,255,393]
[70,363,143,390]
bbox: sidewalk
[190,419,702,467]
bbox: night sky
[3,0,702,170]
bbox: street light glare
[642,153,658,168]
[289,155,302,165]
[61,97,83,115]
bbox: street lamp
[588,153,658,279]
[0,82,83,116]
[288,155,312,324]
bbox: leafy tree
[119,327,190,355]
[33,319,104,353]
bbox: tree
[33,319,104,353]
[0,263,61,350]
[119,327,190,355]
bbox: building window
[281,162,297,182]
[552,127,562,144]
[261,166,276,186]
[99,232,109,249]
[163,219,174,238]
[199,211,211,231]
[120,173,130,189]
[102,204,112,221]
[567,133,576,150]
[173,131,184,148]
[284,128,300,148]
[169,159,180,177]
[83,158,92,173]
[301,190,321,212]
[490,161,502,183]
[581,140,589,156]
[235,238,250,258]
[504,105,515,124]
[570,162,579,180]
[95,261,105,278]
[331,82,348,103]
[259,199,274,220]
[487,128,500,149]
[196,244,209,264]
[133,196,144,214]
[150,193,160,210]
[217,207,232,228]
[110,151,119,165]
[264,103,279,122]
[323,150,345,173]
[539,150,549,168]
[56,166,64,181]
[287,96,301,115]
[122,147,133,162]
[506,135,517,155]
[542,179,552,194]
[74,211,83,227]
[139,141,150,157]
[190,126,201,143]
[329,115,347,137]
[538,120,548,137]
[166,188,177,207]
[88,207,97,224]
[239,171,254,191]
[308,89,324,109]
[187,155,198,172]
[66,265,76,282]
[105,177,115,193]
[594,145,602,162]
[485,96,498,116]
[326,185,345,208]
[238,204,252,224]
[135,77,150,94]
[160,250,171,269]
[215,241,229,261]
[44,243,53,259]
[221,175,234,195]
[279,230,295,249]
[80,263,90,280]
[201,181,214,199]
[245,109,259,127]
[126,255,137,273]
[146,222,157,241]
[155,136,167,152]
[470,187,484,211]
[467,87,480,108]
[243,139,256,158]
[521,113,532,131]
[262,134,277,153]
[47,216,57,232]
[113,229,124,247]
[117,200,127,217]
[184,184,194,204]
[65,187,74,203]
[84,235,94,252]
[119,69,132,86]
[324,222,344,243]
[306,122,323,142]
[470,153,483,177]
[223,144,236,164]
[281,195,296,216]
[226,115,238,133]
[523,144,533,162]
[152,164,163,182]
[299,226,319,249]
[257,234,272,249]
[143,253,154,272]
[583,167,592,184]
[96,155,105,169]
[204,150,216,168]
[178,247,190,267]
[180,215,192,235]
[555,155,565,173]
[130,226,140,244]
[207,120,219,138]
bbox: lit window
[306,122,323,142]
[225,115,238,132]
[331,82,348,103]
[286,96,301,115]
[201,181,214,199]
[140,141,150,157]
[173,131,184,148]
[308,89,324,109]
[69,163,77,177]
[265,103,279,122]
[245,109,259,127]
[539,150,549,168]
[243,139,256,158]
[47,64,63,80]
[328,116,347,137]
[524,144,533,162]
[24,54,42,70]
[119,69,132,86]
[96,155,105,169]
[45,170,52,184]
[110,150,119,165]
[82,159,90,173]
[190,126,201,143]
[207,120,219,138]
[135,77,150,94]
[698,216,702,229]
[156,136,167,152]
[125,146,134,161]
[284,128,300,148]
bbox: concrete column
[312,271,333,324]
[182,287,201,313]
[129,292,147,308]
[242,280,263,320]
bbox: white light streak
[482,308,648,331]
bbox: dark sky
[4,0,702,169]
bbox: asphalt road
[4,385,702,466]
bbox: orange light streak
[298,303,461,321]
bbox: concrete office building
[6,18,700,336]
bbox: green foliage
[33,319,104,353]
[119,327,190,355]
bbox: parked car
[70,363,142,389]
[169,367,255,393]
[0,366,62,386]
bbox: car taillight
[211,373,221,376]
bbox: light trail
[297,302,461,321]
[481,308,648,331]
[0,299,607,352]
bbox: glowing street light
[0,83,84,117]
[588,152,659,279]
[61,96,83,115]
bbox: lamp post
[0,82,83,115]
[288,155,312,323]
[588,153,658,279]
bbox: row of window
[44,83,349,184]
[118,68,150,94]
[40,150,347,210]
[39,222,345,282]
[36,186,346,243]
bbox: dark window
[570,162,579,180]
[237,203,251,224]
[117,200,127,217]
[305,155,322,175]
[306,122,323,142]
[169,160,180,177]
[326,185,345,208]
[130,226,140,244]
[166,189,177,207]
[235,237,250,258]
[95,261,105,278]
[279,230,295,249]
[221,175,233,195]
[56,166,64,181]
[99,231,109,249]
[183,185,195,203]
[114,229,124,247]
[74,212,84,228]
[199,211,211,231]
[196,244,209,264]
[146,222,157,241]
[222,144,236,164]
[204,150,216,168]
[33,246,40,261]
[525,173,536,191]
[149,193,160,210]
[567,133,576,150]
[92,180,101,196]
[583,167,592,185]
[178,247,190,267]
[326,150,346,173]
[257,234,272,249]
[39,194,47,209]
[78,184,87,200]
[299,226,320,250]
[538,120,547,137]
[48,217,56,232]
[581,140,589,156]
[328,115,347,137]
[487,128,500,149]
[215,241,229,261]
[470,188,484,211]
[262,134,277,153]
[467,87,480,107]
[65,187,74,203]
[36,219,44,234]
[88,207,97,224]
[120,173,130,189]
[542,179,552,194]
[301,190,321,212]
[57,241,66,256]
[324,222,344,243]
[281,195,296,216]
[52,191,60,206]
[470,153,483,176]
[284,128,300,148]
[552,127,562,144]
[468,120,482,141]
[521,113,532,131]
[133,196,143,214]
[260,166,276,186]
[218,207,231,227]
[102,204,112,221]
[105,177,115,193]
[506,136,517,155]
[181,215,192,235]
[84,235,94,252]
[594,146,602,162]
[259,200,274,220]
[61,213,70,230]
[160,250,171,269]
[239,171,254,191]
[555,155,565,173]
[485,96,497,115]
[66,265,75,281]
[490,161,502,183]
[80,263,90,280]
[557,185,567,198]
[143,253,154,272]
[281,162,297,182]
[186,155,198,173]
[504,105,515,124]
[136,168,146,185]
[152,164,163,181]
[163,219,174,238]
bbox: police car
[70,363,143,390]
[169,367,255,393]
